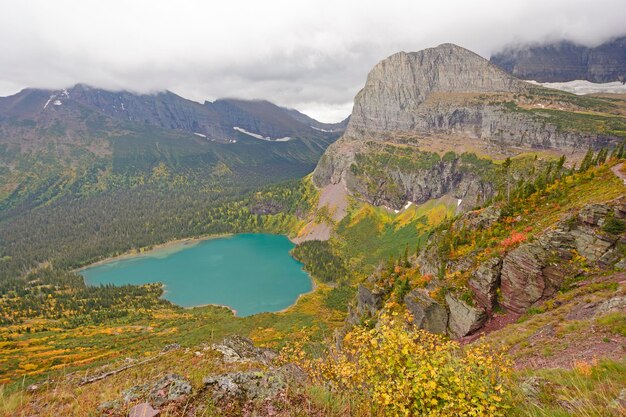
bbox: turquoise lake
[80,234,312,317]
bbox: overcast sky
[1,0,625,122]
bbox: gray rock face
[347,284,386,326]
[350,156,495,210]
[491,37,626,83]
[445,294,487,338]
[347,44,526,137]
[404,290,448,334]
[468,256,502,312]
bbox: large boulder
[404,290,448,334]
[347,284,386,325]
[468,256,502,312]
[203,369,286,403]
[120,374,192,408]
[211,335,277,364]
[445,294,487,338]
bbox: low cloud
[1,0,624,122]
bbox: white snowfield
[233,126,291,142]
[43,89,70,110]
[310,126,336,132]
[528,80,626,95]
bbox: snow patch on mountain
[233,127,291,142]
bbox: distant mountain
[490,36,626,83]
[0,84,347,144]
[0,85,345,217]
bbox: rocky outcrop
[118,374,192,408]
[501,199,625,313]
[468,256,502,312]
[211,335,277,364]
[413,197,625,331]
[491,36,626,83]
[347,284,386,325]
[500,226,581,313]
[445,294,487,338]
[417,209,502,279]
[455,206,501,231]
[203,369,286,403]
[404,290,448,334]
[203,363,306,405]
[595,295,626,317]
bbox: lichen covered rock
[203,369,286,403]
[445,294,487,338]
[212,335,277,364]
[404,290,448,334]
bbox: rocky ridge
[0,84,347,145]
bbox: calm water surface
[80,234,312,316]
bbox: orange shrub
[500,232,527,250]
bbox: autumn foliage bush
[281,313,512,416]
[499,231,528,250]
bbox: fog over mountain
[1,0,625,122]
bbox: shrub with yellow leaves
[280,313,512,416]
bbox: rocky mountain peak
[346,43,526,137]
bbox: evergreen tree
[579,148,594,172]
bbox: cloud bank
[1,0,624,121]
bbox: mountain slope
[0,85,345,218]
[491,36,626,83]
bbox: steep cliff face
[491,36,626,83]
[313,43,624,211]
[346,44,526,137]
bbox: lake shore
[78,232,316,317]
[74,233,233,272]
